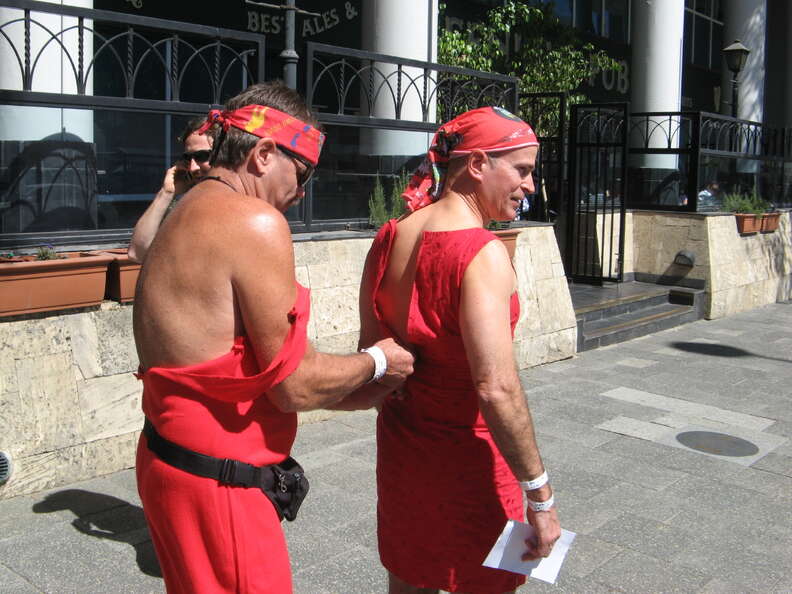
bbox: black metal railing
[0,0,264,113]
[306,42,519,130]
[567,103,628,284]
[628,111,792,211]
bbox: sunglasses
[278,146,315,187]
[181,150,212,164]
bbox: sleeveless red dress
[370,221,525,594]
[135,284,310,594]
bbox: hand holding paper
[482,520,576,585]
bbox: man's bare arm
[128,166,189,263]
[460,239,560,558]
[231,203,412,413]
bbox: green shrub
[368,175,389,228]
[35,245,62,260]
[388,170,411,220]
[722,191,768,215]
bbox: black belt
[142,419,309,521]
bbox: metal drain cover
[0,451,11,484]
[676,431,759,457]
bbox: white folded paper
[482,520,576,584]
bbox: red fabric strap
[197,104,325,166]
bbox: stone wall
[630,210,792,318]
[0,225,576,499]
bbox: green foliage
[722,192,768,215]
[438,0,621,133]
[368,175,389,228]
[369,171,413,228]
[35,245,62,260]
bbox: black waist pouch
[143,419,309,522]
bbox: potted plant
[761,209,781,233]
[722,192,766,234]
[0,246,113,317]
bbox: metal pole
[280,0,298,88]
[731,72,739,118]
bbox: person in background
[697,180,720,211]
[127,118,212,263]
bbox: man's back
[133,182,286,371]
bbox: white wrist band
[360,346,387,383]
[519,471,548,491]
[526,494,554,512]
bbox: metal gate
[566,103,629,284]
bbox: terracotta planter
[734,214,761,234]
[98,248,141,303]
[493,228,521,260]
[760,212,780,233]
[0,252,113,317]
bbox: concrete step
[578,300,701,352]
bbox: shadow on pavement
[31,489,161,578]
[670,341,791,363]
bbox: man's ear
[467,149,488,181]
[249,137,278,175]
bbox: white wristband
[360,346,387,383]
[519,471,548,491]
[526,494,554,512]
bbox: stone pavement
[1,303,791,593]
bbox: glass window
[684,11,693,64]
[693,15,710,68]
[0,106,200,235]
[575,0,601,35]
[694,0,710,15]
[552,0,574,26]
[603,0,628,42]
[711,23,723,70]
[312,125,430,222]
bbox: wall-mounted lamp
[722,40,750,118]
[674,250,696,267]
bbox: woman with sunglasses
[127,118,213,263]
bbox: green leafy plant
[438,0,621,133]
[388,170,411,220]
[368,176,389,228]
[722,192,768,215]
[35,245,63,260]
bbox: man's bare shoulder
[179,186,291,247]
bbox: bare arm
[128,166,190,263]
[460,239,560,558]
[232,206,412,413]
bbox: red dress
[135,284,310,594]
[370,221,525,594]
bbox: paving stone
[531,413,619,448]
[597,415,675,441]
[615,357,658,368]
[594,513,698,561]
[585,482,683,523]
[698,577,773,593]
[751,451,792,476]
[559,533,622,578]
[0,563,39,594]
[587,549,711,593]
[291,544,385,594]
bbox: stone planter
[98,248,141,303]
[493,228,520,260]
[734,214,761,234]
[0,252,114,317]
[760,212,780,233]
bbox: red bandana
[197,104,326,166]
[402,106,539,212]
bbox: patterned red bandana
[197,105,326,166]
[402,106,539,212]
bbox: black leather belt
[143,418,277,489]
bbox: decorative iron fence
[628,111,792,211]
[306,42,519,130]
[566,103,628,284]
[0,0,263,113]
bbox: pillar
[629,0,685,206]
[360,0,438,158]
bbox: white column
[0,1,93,142]
[720,0,766,123]
[629,0,685,204]
[360,0,437,156]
